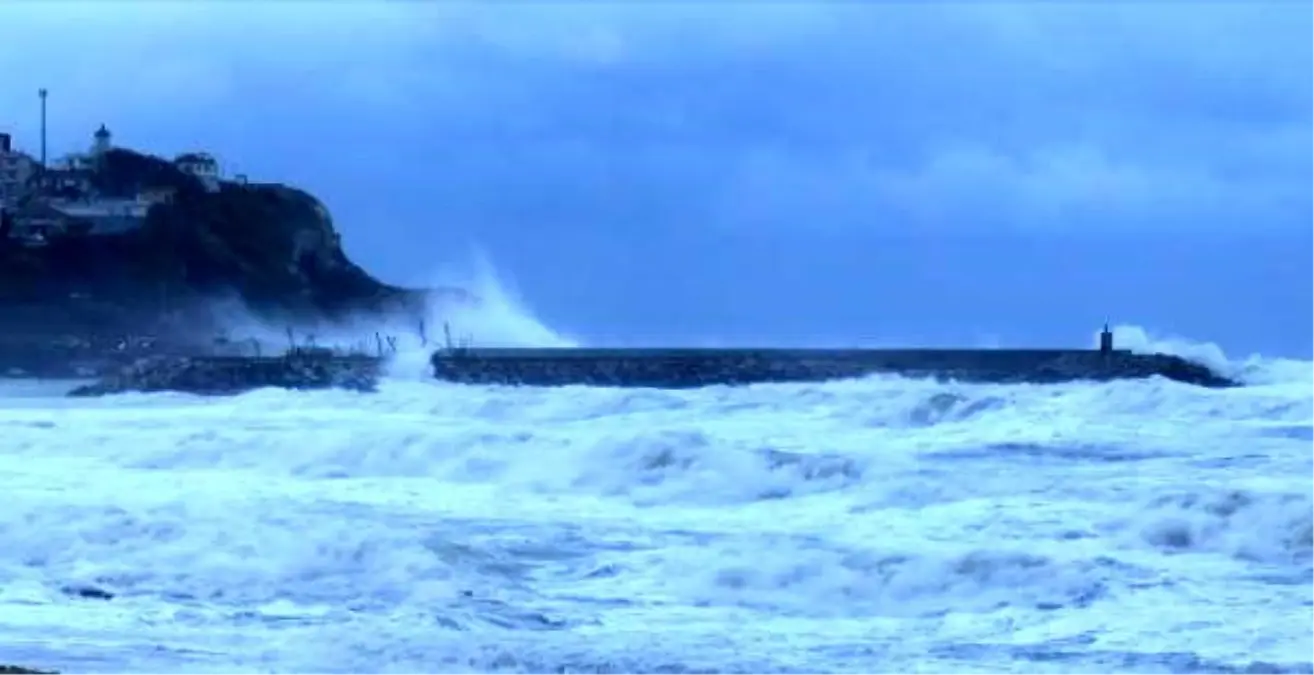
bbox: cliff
[0,148,452,374]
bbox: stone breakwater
[67,352,383,397]
[430,348,1240,389]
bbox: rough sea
[1,316,1310,674]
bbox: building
[174,152,220,192]
[7,201,83,245]
[30,167,95,200]
[92,124,112,157]
[0,133,37,206]
[51,125,116,173]
[138,185,177,205]
[2,198,148,243]
[52,198,149,220]
[49,198,147,234]
[53,153,95,171]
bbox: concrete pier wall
[430,347,1238,389]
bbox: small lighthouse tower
[91,123,112,157]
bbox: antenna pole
[38,88,47,170]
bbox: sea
[0,311,1310,673]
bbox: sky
[1,1,1310,356]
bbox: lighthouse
[92,123,112,157]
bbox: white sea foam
[0,288,1309,673]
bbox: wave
[1102,324,1310,386]
[384,258,575,380]
[1,315,1309,672]
[377,257,1310,389]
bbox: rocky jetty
[431,347,1240,389]
[67,348,382,397]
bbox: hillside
[0,147,453,373]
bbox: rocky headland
[0,145,467,382]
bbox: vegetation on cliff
[0,148,426,342]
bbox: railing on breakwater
[212,317,452,360]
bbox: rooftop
[175,152,216,165]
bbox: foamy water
[0,294,1309,673]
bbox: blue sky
[1,1,1310,356]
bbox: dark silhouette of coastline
[1,139,461,377]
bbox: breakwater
[430,345,1238,389]
[68,350,383,396]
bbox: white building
[174,152,220,192]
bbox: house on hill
[138,185,176,205]
[3,195,152,245]
[51,199,149,233]
[0,132,37,206]
[174,152,220,192]
[6,201,83,245]
[1,126,194,242]
[31,168,95,200]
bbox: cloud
[0,2,429,113]
[0,0,1308,234]
[389,1,1310,232]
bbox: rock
[67,350,382,397]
